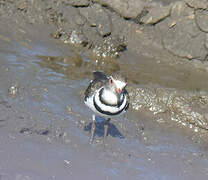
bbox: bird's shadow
[84,116,124,139]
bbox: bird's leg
[90,114,96,143]
[104,118,111,139]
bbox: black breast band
[93,93,128,116]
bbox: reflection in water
[36,54,120,80]
[120,54,208,91]
[84,120,124,139]
[37,53,208,92]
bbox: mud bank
[1,0,208,60]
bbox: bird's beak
[115,88,121,94]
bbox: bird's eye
[109,78,113,84]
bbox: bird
[84,71,129,142]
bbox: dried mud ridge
[1,0,208,60]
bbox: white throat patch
[102,89,117,105]
[114,79,126,90]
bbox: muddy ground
[1,0,208,179]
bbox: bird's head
[108,73,127,94]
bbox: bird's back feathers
[93,71,108,81]
[84,71,108,100]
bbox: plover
[84,71,129,142]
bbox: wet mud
[1,0,208,180]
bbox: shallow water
[0,29,208,179]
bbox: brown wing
[93,71,108,81]
[84,72,108,100]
